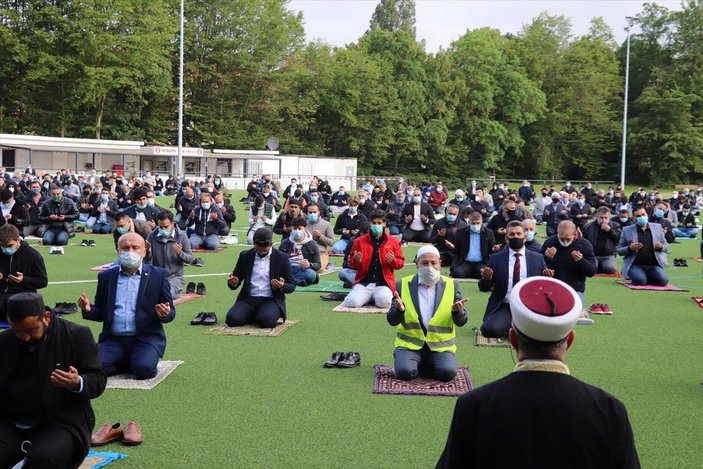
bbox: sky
[288,0,682,52]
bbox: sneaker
[49,246,64,255]
[599,304,613,314]
[81,239,89,247]
[88,240,96,247]
[588,304,603,313]
[577,309,594,325]
[401,241,408,247]
[193,258,205,267]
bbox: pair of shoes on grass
[185,282,206,295]
[324,352,360,368]
[191,312,217,325]
[80,239,96,247]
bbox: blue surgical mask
[292,229,305,241]
[469,224,481,233]
[158,228,172,237]
[136,202,147,209]
[100,194,108,201]
[456,197,463,202]
[1,246,17,256]
[526,231,535,242]
[307,213,319,223]
[619,217,629,223]
[201,203,211,210]
[413,196,422,204]
[446,214,457,223]
[370,224,384,236]
[310,196,318,203]
[636,216,648,226]
[147,198,155,206]
[118,251,142,269]
[348,206,357,214]
[654,209,664,218]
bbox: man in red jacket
[343,210,405,309]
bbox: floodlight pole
[620,19,634,188]
[177,0,185,178]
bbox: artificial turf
[23,191,703,468]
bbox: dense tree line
[1,0,702,185]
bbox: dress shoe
[186,282,196,294]
[91,422,123,446]
[324,352,344,368]
[337,352,361,368]
[190,312,207,325]
[196,282,206,295]
[202,312,218,326]
[122,420,143,446]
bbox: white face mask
[417,266,441,286]
[558,239,573,247]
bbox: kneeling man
[388,246,468,382]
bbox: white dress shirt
[410,204,424,231]
[505,247,527,300]
[417,281,437,329]
[250,249,273,297]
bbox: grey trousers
[393,347,457,382]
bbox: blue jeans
[42,229,69,246]
[628,265,668,286]
[393,347,457,382]
[673,227,698,238]
[92,222,112,234]
[292,266,318,286]
[190,234,219,250]
[332,239,349,254]
[78,212,90,222]
[338,268,356,284]
[388,225,401,236]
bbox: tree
[368,0,416,37]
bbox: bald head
[557,220,577,242]
[117,232,146,251]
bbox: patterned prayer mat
[318,265,341,276]
[594,270,622,278]
[106,360,183,390]
[691,297,703,308]
[452,277,479,283]
[329,252,345,257]
[616,281,688,291]
[192,247,226,253]
[79,451,128,469]
[373,364,473,397]
[474,329,510,347]
[332,304,388,314]
[205,320,298,337]
[90,263,116,272]
[173,293,204,305]
[295,281,349,293]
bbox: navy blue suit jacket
[478,248,547,320]
[83,263,175,356]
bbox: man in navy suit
[478,221,550,338]
[79,232,175,379]
[225,228,296,328]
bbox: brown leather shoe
[91,422,123,446]
[122,420,143,446]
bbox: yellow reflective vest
[395,275,457,353]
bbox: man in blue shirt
[449,213,496,279]
[79,232,175,379]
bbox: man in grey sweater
[146,211,194,299]
[305,203,335,272]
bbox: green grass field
[24,191,703,468]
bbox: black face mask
[505,209,516,217]
[508,237,525,250]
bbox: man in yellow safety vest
[387,245,469,382]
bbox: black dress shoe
[324,352,344,368]
[337,352,361,368]
[186,282,196,294]
[190,312,207,325]
[196,282,206,295]
[202,312,217,326]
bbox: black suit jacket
[230,248,296,320]
[0,316,107,468]
[437,370,640,468]
[478,248,546,321]
[402,202,435,231]
[451,226,495,267]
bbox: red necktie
[513,252,521,287]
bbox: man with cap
[225,228,296,328]
[617,207,668,286]
[478,221,550,338]
[0,292,107,468]
[123,188,160,229]
[274,196,304,242]
[437,277,640,468]
[448,189,470,210]
[78,232,175,379]
[387,245,468,382]
[38,184,79,246]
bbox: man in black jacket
[332,197,366,253]
[39,185,79,246]
[429,204,467,267]
[449,213,495,279]
[0,224,48,316]
[437,277,640,468]
[186,192,225,250]
[278,217,321,286]
[24,180,47,238]
[401,188,435,243]
[123,188,160,229]
[582,207,621,274]
[0,189,29,237]
[0,292,107,469]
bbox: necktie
[513,252,521,287]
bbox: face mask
[413,196,422,204]
[2,246,17,256]
[31,188,40,194]
[558,239,573,247]
[456,197,463,201]
[636,216,648,226]
[263,191,270,196]
[214,181,221,187]
[43,183,49,189]
[147,198,155,206]
[396,197,405,204]
[338,191,345,195]
[541,192,548,197]
[201,203,211,210]
[118,250,142,269]
[525,231,535,242]
[116,226,129,235]
[292,229,305,241]
[101,194,108,201]
[608,191,614,196]
[508,237,525,250]
[619,217,629,223]
[577,200,585,206]
[136,203,147,209]
[307,213,319,223]
[552,199,560,205]
[654,209,664,218]
[683,211,690,217]
[83,190,91,196]
[446,214,457,223]
[417,266,441,286]
[158,228,172,237]
[310,196,318,203]
[370,224,384,236]
[51,195,61,202]
[216,202,224,208]
[348,206,357,214]
[358,198,366,205]
[470,224,481,233]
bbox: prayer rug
[451,277,479,283]
[79,451,128,469]
[616,281,688,291]
[691,297,703,308]
[406,242,431,247]
[173,293,204,305]
[332,304,388,314]
[205,320,298,337]
[692,257,703,263]
[318,265,341,276]
[594,270,621,278]
[329,252,345,257]
[474,329,510,347]
[90,263,116,272]
[372,364,473,397]
[295,280,349,293]
[192,247,226,253]
[106,360,183,390]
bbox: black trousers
[450,261,486,279]
[480,303,512,338]
[226,296,282,328]
[402,229,430,243]
[0,420,80,469]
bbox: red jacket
[349,232,405,292]
[428,190,447,209]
